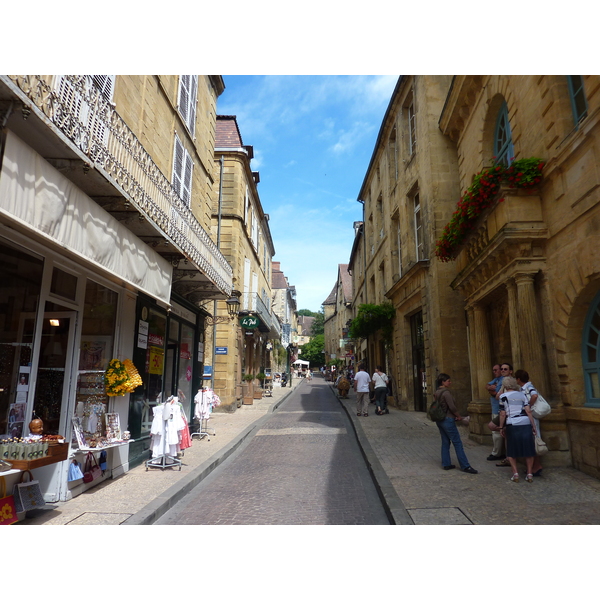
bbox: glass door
[32,309,77,436]
[410,311,426,412]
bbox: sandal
[510,473,519,482]
[363,413,369,417]
[496,458,511,467]
[357,412,362,417]
[525,474,533,483]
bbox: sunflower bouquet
[105,358,143,396]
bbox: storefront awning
[0,130,172,304]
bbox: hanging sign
[239,315,260,329]
[148,346,164,375]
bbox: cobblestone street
[155,378,389,524]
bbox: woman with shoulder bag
[515,369,544,477]
[434,373,478,474]
[498,376,537,483]
[372,366,389,415]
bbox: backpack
[427,390,447,422]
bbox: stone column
[472,302,492,404]
[506,278,521,369]
[467,302,493,443]
[514,272,547,390]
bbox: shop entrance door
[32,310,78,436]
[410,311,426,412]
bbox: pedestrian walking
[434,373,478,474]
[372,365,389,415]
[353,364,371,417]
[498,376,537,483]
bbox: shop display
[12,470,46,513]
[2,435,68,470]
[104,358,142,397]
[0,479,18,526]
[71,409,129,450]
[83,452,103,483]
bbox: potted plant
[254,372,265,399]
[242,373,255,405]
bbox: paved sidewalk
[19,377,302,525]
[335,383,600,525]
[19,374,600,525]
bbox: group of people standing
[352,364,390,416]
[433,362,545,482]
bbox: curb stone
[330,384,414,525]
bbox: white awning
[0,130,172,304]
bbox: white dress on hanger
[150,400,185,458]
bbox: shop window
[494,102,514,167]
[583,291,600,407]
[0,241,44,437]
[50,266,78,301]
[72,280,118,446]
[567,75,588,126]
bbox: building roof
[338,264,352,304]
[298,316,315,336]
[216,115,243,147]
[323,283,337,305]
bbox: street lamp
[226,293,241,317]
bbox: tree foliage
[348,302,395,343]
[298,334,324,367]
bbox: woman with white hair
[498,376,537,482]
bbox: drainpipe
[358,198,368,367]
[211,155,225,390]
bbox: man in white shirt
[353,364,372,417]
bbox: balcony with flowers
[435,158,548,285]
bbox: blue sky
[216,75,398,312]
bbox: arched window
[582,290,600,407]
[494,102,514,167]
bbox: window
[396,220,403,278]
[172,135,193,205]
[389,126,398,181]
[583,291,600,407]
[494,102,514,167]
[177,75,198,135]
[408,101,417,156]
[414,193,424,260]
[54,75,115,150]
[567,76,588,126]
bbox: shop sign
[149,346,164,374]
[239,315,259,329]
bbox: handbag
[68,460,84,482]
[0,479,18,525]
[13,470,46,512]
[531,394,551,419]
[83,452,102,483]
[535,436,548,455]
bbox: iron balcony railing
[3,75,233,296]
[240,292,280,336]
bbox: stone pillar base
[467,401,493,445]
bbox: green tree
[311,311,324,336]
[298,308,316,317]
[298,334,325,367]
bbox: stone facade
[439,75,600,474]
[209,116,278,411]
[351,76,471,413]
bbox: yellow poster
[149,346,164,375]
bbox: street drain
[407,507,473,525]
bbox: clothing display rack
[146,398,182,471]
[192,388,219,441]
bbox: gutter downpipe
[211,155,225,390]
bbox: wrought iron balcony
[0,75,233,301]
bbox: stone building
[322,264,354,370]
[0,75,233,503]
[271,262,298,369]
[438,75,600,474]
[350,76,470,412]
[209,115,279,410]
